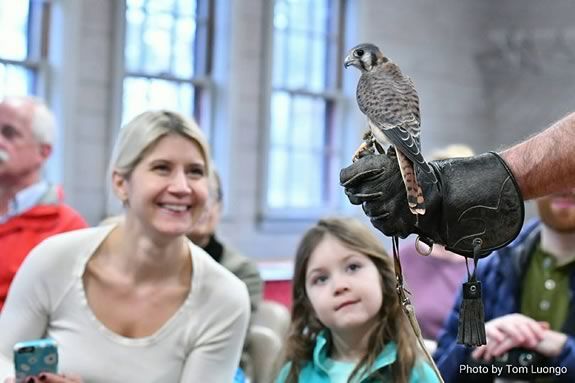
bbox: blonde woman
[0,111,250,383]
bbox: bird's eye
[355,49,364,57]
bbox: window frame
[260,0,348,221]
[0,0,51,98]
[107,0,216,216]
[119,0,215,137]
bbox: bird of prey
[344,43,437,215]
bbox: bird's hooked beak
[344,54,356,68]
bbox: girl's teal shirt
[275,331,440,383]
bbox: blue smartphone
[13,339,58,383]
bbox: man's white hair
[3,96,56,145]
[30,98,56,145]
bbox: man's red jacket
[0,188,87,310]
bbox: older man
[0,96,87,310]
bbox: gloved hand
[340,152,525,258]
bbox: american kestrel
[344,43,437,215]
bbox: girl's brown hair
[283,217,420,383]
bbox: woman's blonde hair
[283,217,420,383]
[109,110,211,181]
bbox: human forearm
[0,252,50,357]
[501,112,575,200]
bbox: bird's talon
[352,141,376,162]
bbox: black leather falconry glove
[340,152,525,258]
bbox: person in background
[0,96,87,311]
[187,168,263,312]
[187,168,263,382]
[434,189,575,382]
[0,110,250,383]
[276,217,440,383]
[400,144,474,341]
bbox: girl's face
[113,134,209,238]
[305,235,383,336]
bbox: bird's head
[344,43,386,72]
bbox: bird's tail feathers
[416,161,438,184]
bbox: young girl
[276,217,440,383]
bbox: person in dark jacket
[187,169,263,312]
[187,168,263,383]
[434,189,575,382]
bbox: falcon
[344,43,437,215]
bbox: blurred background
[1,0,575,267]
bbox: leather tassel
[457,280,486,346]
[457,238,487,346]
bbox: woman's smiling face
[114,133,209,237]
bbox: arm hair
[501,112,575,200]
